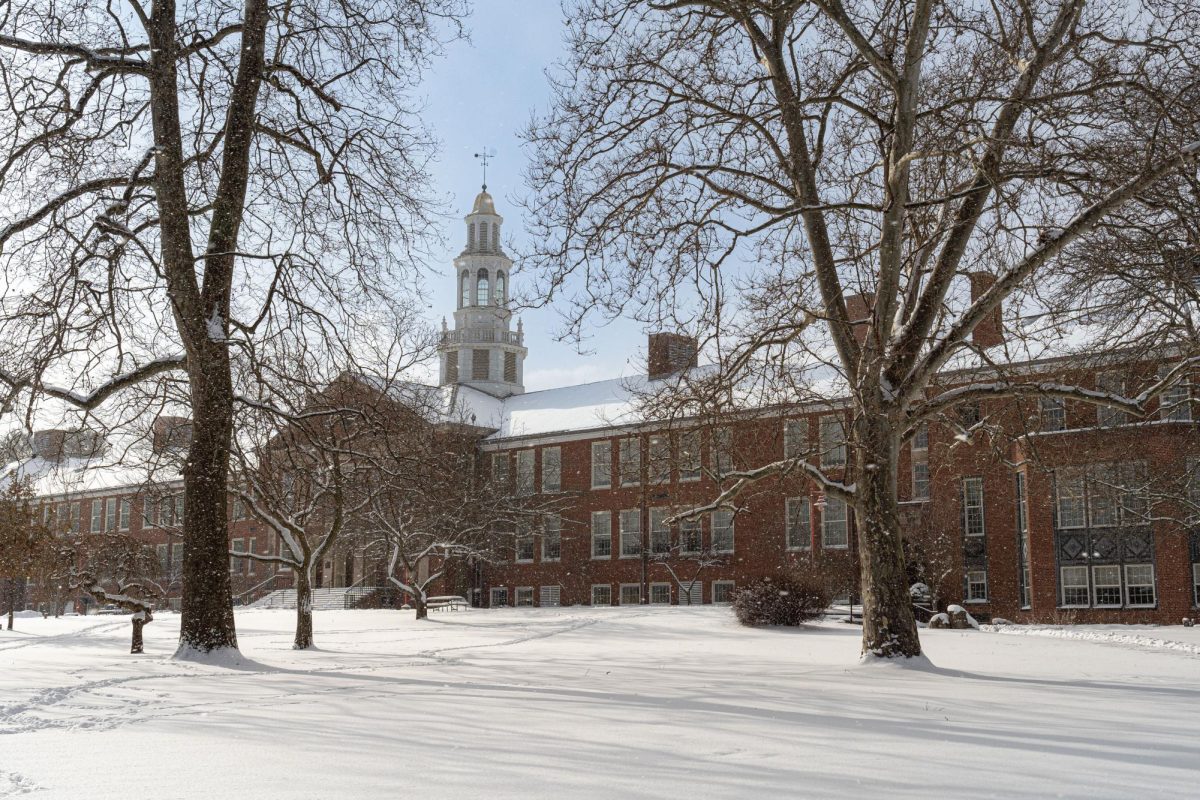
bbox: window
[678,430,701,482]
[680,581,703,605]
[786,497,811,550]
[105,498,117,532]
[156,544,169,574]
[712,510,734,553]
[649,583,672,605]
[1016,472,1032,609]
[1096,372,1127,426]
[542,515,561,561]
[515,521,535,563]
[649,508,671,554]
[713,581,735,604]
[1060,566,1090,607]
[472,348,489,380]
[480,222,490,250]
[1189,459,1200,524]
[962,478,985,536]
[445,350,459,382]
[69,502,81,533]
[504,352,517,383]
[648,435,670,483]
[490,587,509,608]
[591,441,612,489]
[965,571,987,602]
[516,450,535,495]
[1087,465,1119,527]
[680,519,702,554]
[1092,565,1122,606]
[91,500,104,532]
[540,586,561,607]
[711,428,734,478]
[476,268,490,305]
[783,419,806,459]
[1193,563,1200,607]
[541,447,561,493]
[959,402,981,427]
[591,584,612,606]
[819,415,846,467]
[231,538,245,573]
[619,509,641,557]
[1040,397,1066,431]
[171,543,184,572]
[619,437,641,486]
[460,270,470,306]
[911,424,930,500]
[1124,564,1156,606]
[619,584,641,605]
[276,538,291,571]
[1159,365,1192,421]
[495,271,506,303]
[591,511,612,558]
[491,452,509,489]
[516,587,534,607]
[1055,470,1086,529]
[822,497,849,548]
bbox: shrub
[731,576,830,627]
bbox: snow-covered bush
[731,576,830,627]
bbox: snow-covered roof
[1,454,177,499]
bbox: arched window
[476,268,490,305]
[495,271,506,303]
[479,222,489,251]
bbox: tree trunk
[414,592,428,621]
[5,608,11,631]
[855,414,922,659]
[177,351,239,654]
[294,570,314,649]
[131,615,146,654]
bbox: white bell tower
[438,186,527,397]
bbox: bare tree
[524,0,1200,657]
[72,534,163,653]
[0,0,464,655]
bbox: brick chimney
[152,416,193,454]
[31,429,68,461]
[648,333,698,379]
[845,292,875,347]
[968,272,1004,349]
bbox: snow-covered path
[2,608,1198,798]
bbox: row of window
[489,580,736,608]
[588,509,734,558]
[1038,366,1193,432]
[1055,463,1149,529]
[44,492,255,534]
[1060,564,1156,608]
[459,267,507,306]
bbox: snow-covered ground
[2,608,1198,799]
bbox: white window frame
[1096,372,1127,427]
[819,415,847,468]
[786,497,811,550]
[516,450,536,496]
[1040,396,1066,431]
[90,499,104,532]
[1060,566,1090,607]
[619,583,641,606]
[1055,470,1087,529]
[649,583,672,605]
[821,497,849,549]
[965,570,987,603]
[541,446,561,493]
[491,452,510,488]
[712,580,735,604]
[619,437,641,486]
[230,538,245,573]
[713,428,733,477]
[591,441,612,489]
[1124,564,1156,607]
[515,521,535,563]
[649,507,671,554]
[118,498,131,531]
[105,497,118,532]
[541,514,561,562]
[711,509,734,553]
[1158,365,1192,422]
[490,587,509,608]
[1192,563,1200,608]
[619,509,641,558]
[648,434,670,483]
[911,457,930,501]
[962,477,985,536]
[591,510,612,559]
[515,586,535,607]
[783,419,806,460]
[1091,564,1122,607]
[591,584,612,606]
[679,519,702,554]
[678,430,701,482]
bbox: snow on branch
[668,457,855,524]
[0,356,187,411]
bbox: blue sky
[418,0,647,391]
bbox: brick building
[3,189,1197,623]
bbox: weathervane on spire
[474,147,496,191]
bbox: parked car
[96,605,127,615]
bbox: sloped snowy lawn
[2,608,1198,798]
